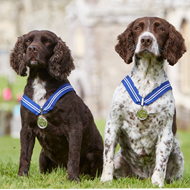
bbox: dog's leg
[67,122,82,182]
[113,149,133,178]
[100,108,122,182]
[18,125,35,176]
[80,149,103,177]
[39,149,58,173]
[151,119,174,187]
[165,138,184,183]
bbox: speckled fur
[101,17,186,187]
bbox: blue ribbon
[122,75,172,106]
[21,83,75,115]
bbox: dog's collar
[122,75,172,107]
[21,83,75,116]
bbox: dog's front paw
[100,172,113,182]
[18,169,29,177]
[151,171,164,188]
[68,175,80,183]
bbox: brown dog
[10,30,103,182]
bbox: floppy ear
[48,38,75,81]
[115,21,135,64]
[10,36,27,76]
[163,24,186,66]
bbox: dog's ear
[10,35,27,76]
[48,38,75,81]
[115,21,135,64]
[163,24,186,66]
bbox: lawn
[0,120,190,188]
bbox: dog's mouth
[30,60,38,65]
[26,57,47,69]
[138,49,154,56]
[135,49,163,63]
[28,57,38,65]
[26,56,40,68]
[136,48,161,59]
[31,57,37,61]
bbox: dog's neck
[28,68,53,81]
[128,55,168,98]
[28,68,68,86]
[26,68,68,106]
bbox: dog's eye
[41,36,52,45]
[135,26,140,31]
[25,39,31,43]
[158,27,164,31]
[43,38,52,45]
[45,39,51,45]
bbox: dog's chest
[32,77,47,107]
[120,113,162,156]
[113,78,174,156]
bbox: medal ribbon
[21,83,75,115]
[121,75,172,106]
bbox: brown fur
[115,17,186,66]
[10,30,103,182]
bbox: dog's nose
[141,36,153,47]
[28,45,38,52]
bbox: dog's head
[115,17,186,65]
[10,30,75,80]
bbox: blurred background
[0,0,190,137]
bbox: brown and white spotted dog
[100,17,186,187]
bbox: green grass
[0,120,190,188]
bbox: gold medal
[137,107,148,120]
[37,115,48,129]
[137,97,148,120]
[37,107,48,129]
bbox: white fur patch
[32,77,47,107]
[135,31,160,56]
